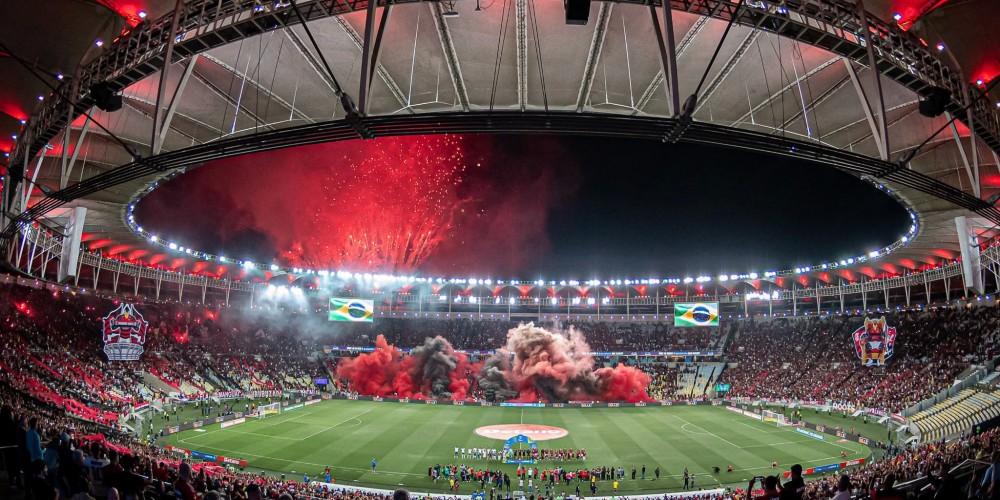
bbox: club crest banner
[852,317,897,366]
[102,304,148,361]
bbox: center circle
[475,424,569,441]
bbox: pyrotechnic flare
[283,135,471,272]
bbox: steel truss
[4,113,999,255]
[9,0,999,170]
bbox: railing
[4,221,988,312]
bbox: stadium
[1,0,1000,499]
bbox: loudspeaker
[565,0,591,25]
[90,82,122,112]
[918,86,951,118]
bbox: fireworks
[282,135,471,273]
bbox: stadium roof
[1,0,999,289]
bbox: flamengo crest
[102,303,148,361]
[852,317,897,366]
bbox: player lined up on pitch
[454,447,588,462]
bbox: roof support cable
[288,0,373,138]
[682,0,745,122]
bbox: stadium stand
[718,308,1000,413]
[911,389,1000,442]
[5,279,1000,499]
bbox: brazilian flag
[329,298,375,322]
[674,302,719,327]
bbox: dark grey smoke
[409,336,461,398]
[478,351,519,402]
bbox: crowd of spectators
[718,306,1000,413]
[322,319,724,353]
[7,280,1000,498]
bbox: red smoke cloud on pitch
[335,335,403,396]
[338,325,653,403]
[338,334,478,401]
[497,323,653,403]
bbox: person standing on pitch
[372,458,377,474]
[654,467,660,480]
[641,465,646,480]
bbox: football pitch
[166,401,870,495]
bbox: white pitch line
[299,409,373,441]
[218,429,302,441]
[672,415,743,449]
[178,442,424,477]
[732,420,787,434]
[257,411,315,426]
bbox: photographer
[746,476,781,500]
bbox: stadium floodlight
[683,277,694,284]
[509,297,516,305]
[749,272,759,279]
[718,275,729,282]
[168,242,178,250]
[602,297,610,304]
[439,294,447,301]
[469,296,477,304]
[869,251,879,258]
[847,258,855,264]
[243,261,255,270]
[271,264,280,271]
[587,297,596,305]
[550,297,559,305]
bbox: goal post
[257,402,281,419]
[761,410,788,426]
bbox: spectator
[173,462,197,500]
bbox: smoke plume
[489,323,653,403]
[338,324,652,403]
[335,335,404,396]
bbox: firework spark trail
[283,135,471,272]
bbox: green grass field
[165,400,871,495]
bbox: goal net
[257,402,281,419]
[762,410,789,426]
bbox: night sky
[134,134,911,278]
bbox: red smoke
[338,326,653,403]
[593,365,653,403]
[337,334,479,400]
[498,323,653,403]
[335,335,403,396]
